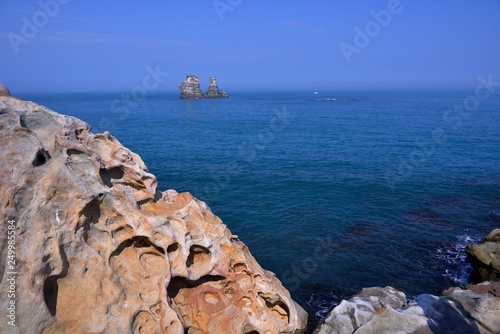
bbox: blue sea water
[24,90,500,331]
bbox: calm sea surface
[23,90,500,331]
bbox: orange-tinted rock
[467,282,500,297]
[0,96,307,334]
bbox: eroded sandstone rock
[313,283,500,334]
[0,96,307,334]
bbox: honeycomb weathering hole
[43,276,59,316]
[139,252,167,275]
[202,292,221,305]
[167,275,225,299]
[99,167,125,187]
[167,243,180,253]
[110,236,165,260]
[131,310,161,334]
[233,263,248,274]
[33,149,50,167]
[186,245,211,268]
[258,293,291,324]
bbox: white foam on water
[433,234,481,285]
[306,291,340,319]
[314,98,337,101]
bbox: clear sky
[1,0,499,93]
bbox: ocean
[23,90,500,331]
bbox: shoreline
[1,93,498,333]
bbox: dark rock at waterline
[429,196,475,209]
[466,229,500,282]
[404,209,454,228]
[487,210,500,227]
[345,220,387,238]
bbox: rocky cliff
[179,75,228,99]
[0,96,307,333]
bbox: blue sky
[1,0,499,93]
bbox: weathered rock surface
[466,229,500,282]
[179,75,228,99]
[179,75,204,99]
[0,96,307,334]
[205,77,228,98]
[313,283,500,334]
[0,83,10,97]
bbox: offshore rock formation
[0,82,10,97]
[0,96,307,334]
[313,283,500,334]
[205,76,229,98]
[179,75,228,99]
[179,75,204,99]
[466,229,500,282]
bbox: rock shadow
[416,295,481,334]
[43,246,69,316]
[167,275,225,299]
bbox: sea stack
[205,76,228,98]
[0,83,10,97]
[179,75,229,99]
[179,75,204,99]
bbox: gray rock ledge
[466,229,500,282]
[314,283,500,334]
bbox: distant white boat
[314,91,319,95]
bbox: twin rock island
[179,75,229,99]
